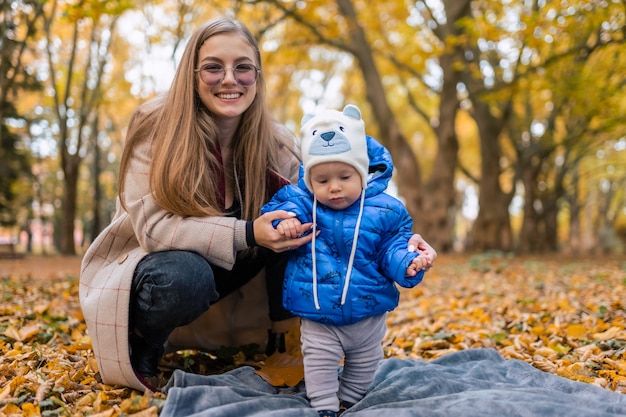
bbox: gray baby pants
[300,314,387,411]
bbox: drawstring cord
[311,190,365,310]
[341,191,365,305]
[312,198,320,310]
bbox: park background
[2,0,625,257]
[1,1,626,415]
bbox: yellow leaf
[1,403,22,415]
[552,344,572,355]
[79,377,96,385]
[557,363,596,383]
[21,402,40,417]
[530,325,545,336]
[9,376,27,392]
[120,393,150,414]
[565,324,587,339]
[76,392,97,407]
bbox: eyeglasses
[194,63,259,86]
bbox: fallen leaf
[21,402,40,417]
[0,383,11,400]
[0,403,22,415]
[565,324,587,339]
[120,393,151,414]
[255,352,304,387]
[592,326,622,341]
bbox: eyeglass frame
[194,63,260,86]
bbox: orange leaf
[255,352,304,387]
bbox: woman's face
[196,33,258,122]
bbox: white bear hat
[300,104,369,193]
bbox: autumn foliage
[1,254,625,416]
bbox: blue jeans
[130,249,290,350]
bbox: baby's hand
[406,254,431,276]
[276,217,304,239]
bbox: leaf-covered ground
[1,253,625,416]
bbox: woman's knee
[133,250,219,305]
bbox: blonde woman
[79,17,435,392]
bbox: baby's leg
[338,315,387,404]
[301,319,344,412]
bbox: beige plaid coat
[79,129,299,391]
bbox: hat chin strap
[311,190,365,310]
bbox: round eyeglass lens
[197,64,258,86]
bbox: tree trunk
[336,0,424,233]
[90,116,102,244]
[468,100,513,252]
[421,48,460,252]
[60,155,79,255]
[542,197,559,251]
[518,164,546,253]
[562,166,581,254]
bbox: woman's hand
[253,210,314,253]
[407,234,436,270]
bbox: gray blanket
[160,348,626,417]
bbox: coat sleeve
[121,139,247,270]
[261,186,313,228]
[376,205,424,288]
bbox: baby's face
[309,162,363,210]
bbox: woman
[79,17,435,392]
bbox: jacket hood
[297,135,394,197]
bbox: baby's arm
[276,217,305,239]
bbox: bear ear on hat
[301,113,315,126]
[342,104,361,121]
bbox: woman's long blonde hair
[118,17,294,220]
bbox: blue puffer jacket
[261,136,424,326]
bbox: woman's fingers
[256,211,315,252]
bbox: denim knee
[131,250,219,344]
